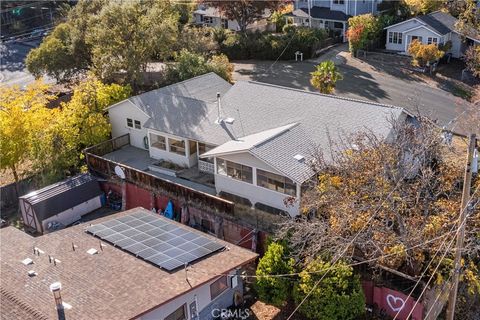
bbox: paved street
[0,39,53,88]
[233,43,474,133]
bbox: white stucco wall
[42,196,102,233]
[139,271,240,320]
[108,101,150,150]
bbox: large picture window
[149,133,166,150]
[210,276,228,300]
[165,304,186,320]
[217,159,252,184]
[257,169,296,196]
[168,138,186,156]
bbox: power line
[392,184,480,320]
[284,155,439,320]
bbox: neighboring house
[107,73,410,217]
[385,11,480,58]
[193,5,272,32]
[0,207,257,320]
[19,173,103,234]
[287,0,382,40]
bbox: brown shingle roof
[0,208,257,320]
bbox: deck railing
[83,134,235,215]
[198,159,215,174]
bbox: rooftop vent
[87,248,98,255]
[22,258,33,265]
[293,154,305,162]
[28,270,37,277]
[224,117,235,124]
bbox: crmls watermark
[211,308,252,320]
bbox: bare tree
[276,116,480,289]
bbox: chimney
[49,282,63,309]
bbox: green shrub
[165,49,234,83]
[219,27,326,60]
[255,242,295,307]
[293,259,365,320]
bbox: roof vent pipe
[215,92,223,124]
[49,282,63,309]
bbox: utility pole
[307,0,312,28]
[446,133,477,320]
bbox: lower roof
[288,7,350,22]
[0,208,257,320]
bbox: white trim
[402,24,443,37]
[107,99,151,119]
[383,17,422,30]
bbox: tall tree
[201,0,286,33]
[310,61,343,94]
[277,118,480,295]
[455,0,480,39]
[87,0,178,89]
[0,81,54,192]
[403,0,442,15]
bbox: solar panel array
[86,211,224,271]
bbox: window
[199,14,204,22]
[221,18,228,28]
[134,120,141,129]
[255,202,289,216]
[168,138,186,156]
[217,159,252,184]
[165,304,186,320]
[333,0,345,4]
[204,16,213,24]
[334,22,344,29]
[257,169,296,196]
[388,32,402,44]
[198,143,214,155]
[427,37,438,45]
[210,276,228,300]
[149,133,166,150]
[189,140,197,155]
[126,118,133,128]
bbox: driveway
[0,39,54,88]
[233,43,475,134]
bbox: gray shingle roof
[288,7,350,21]
[417,11,456,35]
[123,73,406,184]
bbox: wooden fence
[84,135,235,215]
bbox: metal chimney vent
[293,154,305,162]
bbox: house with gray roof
[107,72,409,216]
[385,11,480,58]
[287,0,382,41]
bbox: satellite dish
[114,165,126,179]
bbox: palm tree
[310,60,343,94]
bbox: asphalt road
[0,39,53,88]
[233,44,474,132]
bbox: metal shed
[19,174,104,234]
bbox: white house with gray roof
[107,73,409,216]
[385,11,480,58]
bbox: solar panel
[160,259,184,271]
[125,242,149,255]
[86,212,225,271]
